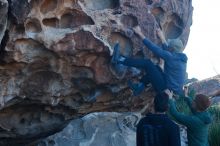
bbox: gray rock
[211,96,220,105]
[0,0,8,43]
[36,112,188,146]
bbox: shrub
[208,105,220,122]
[208,105,220,146]
[208,122,220,146]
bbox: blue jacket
[136,113,181,146]
[143,38,188,94]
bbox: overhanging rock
[0,0,193,145]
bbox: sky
[184,0,220,80]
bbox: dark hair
[154,92,169,112]
[194,94,211,111]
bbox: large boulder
[189,75,220,97]
[0,0,193,145]
[34,112,188,146]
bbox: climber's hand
[183,86,189,97]
[156,28,167,44]
[133,26,145,39]
[164,89,173,99]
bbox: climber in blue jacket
[111,26,187,96]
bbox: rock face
[188,75,220,105]
[36,112,188,146]
[36,113,140,146]
[0,0,193,145]
[189,75,220,97]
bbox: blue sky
[184,0,220,80]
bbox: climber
[136,92,181,146]
[111,26,187,96]
[166,87,212,146]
